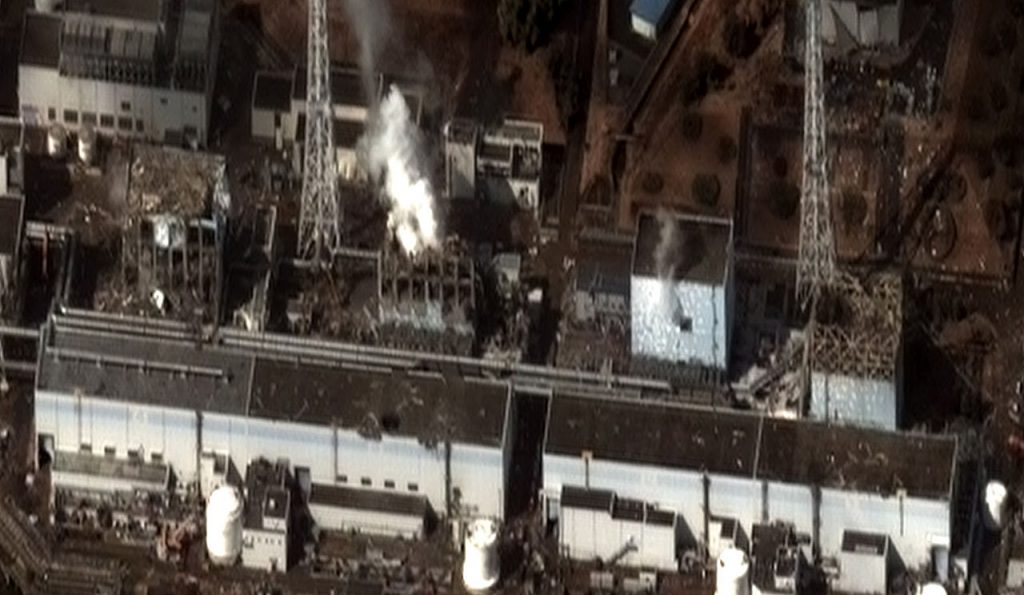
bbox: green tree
[498,0,564,50]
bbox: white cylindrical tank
[919,583,947,595]
[34,0,58,12]
[462,518,499,592]
[77,125,96,165]
[716,547,751,595]
[205,485,243,566]
[984,480,1009,531]
[46,124,65,159]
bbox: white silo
[716,547,751,595]
[462,518,499,592]
[77,125,96,165]
[205,485,243,566]
[919,583,947,595]
[46,124,66,159]
[983,480,1009,531]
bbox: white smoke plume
[654,209,683,326]
[339,0,392,106]
[654,209,680,279]
[362,86,439,256]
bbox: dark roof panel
[546,394,957,500]
[561,485,613,511]
[309,484,429,517]
[546,395,760,477]
[249,359,509,447]
[575,232,633,296]
[757,417,956,500]
[612,497,645,522]
[0,195,24,256]
[253,72,293,112]
[66,0,163,21]
[37,324,253,416]
[645,507,675,526]
[293,66,372,107]
[841,530,887,555]
[20,12,62,68]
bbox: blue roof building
[629,0,678,41]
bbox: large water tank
[206,485,243,566]
[919,583,947,595]
[462,518,499,592]
[77,125,96,165]
[46,124,66,159]
[984,480,1009,531]
[716,547,751,595]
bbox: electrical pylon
[796,0,835,309]
[298,0,341,267]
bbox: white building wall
[36,390,198,486]
[450,442,505,519]
[445,140,475,199]
[308,504,424,539]
[201,414,334,495]
[819,488,949,572]
[20,64,209,143]
[837,549,887,594]
[765,481,815,533]
[810,372,898,430]
[17,65,59,125]
[251,107,277,141]
[708,474,760,541]
[560,506,676,570]
[543,451,949,572]
[631,276,728,369]
[241,528,287,572]
[334,431,447,510]
[543,453,704,545]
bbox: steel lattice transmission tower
[796,0,835,308]
[298,0,341,266]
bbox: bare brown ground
[254,0,565,141]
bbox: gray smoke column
[362,86,439,255]
[339,0,391,105]
[654,209,679,279]
[654,209,682,324]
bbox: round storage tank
[716,547,751,595]
[984,480,1009,531]
[206,485,243,566]
[34,0,58,12]
[77,125,97,165]
[46,124,66,159]
[462,518,499,592]
[920,583,947,595]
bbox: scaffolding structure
[809,271,902,380]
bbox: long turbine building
[19,0,220,146]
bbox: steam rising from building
[340,0,439,256]
[362,87,439,255]
[654,209,682,323]
[339,0,391,107]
